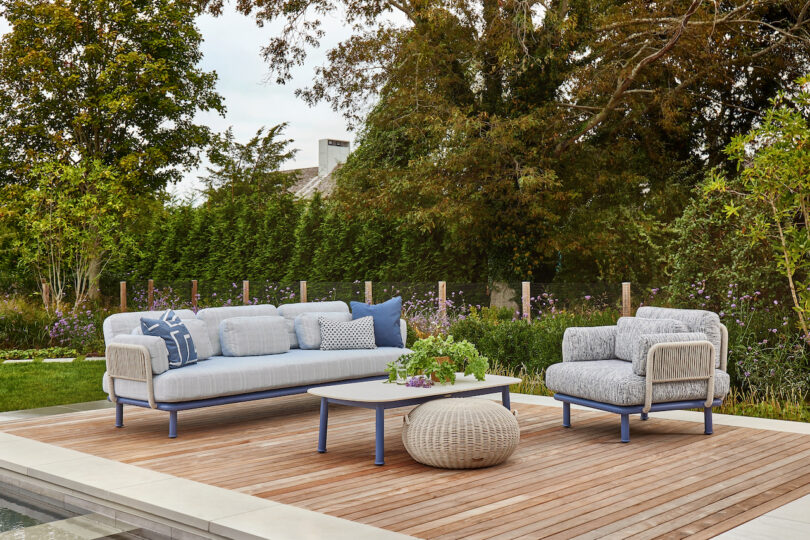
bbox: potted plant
[386,335,489,385]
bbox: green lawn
[0,361,107,412]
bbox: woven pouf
[402,398,519,469]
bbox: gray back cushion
[614,317,688,362]
[277,302,349,349]
[637,307,723,368]
[103,309,196,345]
[219,316,290,357]
[295,312,353,350]
[196,304,278,356]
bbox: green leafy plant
[386,335,489,384]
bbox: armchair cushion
[631,332,708,376]
[614,317,688,362]
[545,359,729,407]
[636,307,723,368]
[110,334,170,375]
[562,326,617,362]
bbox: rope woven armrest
[719,323,728,372]
[643,341,716,414]
[105,343,157,409]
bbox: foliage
[0,0,223,191]
[3,161,137,310]
[49,307,105,354]
[0,361,107,412]
[0,295,55,349]
[0,347,79,361]
[210,0,810,283]
[387,335,489,384]
[450,308,619,373]
[203,125,298,203]
[706,75,810,337]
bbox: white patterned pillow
[319,316,376,350]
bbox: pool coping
[0,431,413,539]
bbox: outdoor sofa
[545,307,729,442]
[102,301,410,437]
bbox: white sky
[0,7,357,200]
[178,7,356,198]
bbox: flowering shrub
[48,307,104,353]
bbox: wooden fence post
[120,281,127,313]
[522,281,531,321]
[41,279,49,309]
[438,281,447,319]
[191,280,198,311]
[300,281,307,303]
[243,280,250,305]
[147,279,154,310]
[365,281,373,304]
[622,282,632,317]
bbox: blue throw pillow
[141,310,198,369]
[350,297,403,348]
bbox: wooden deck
[3,395,810,539]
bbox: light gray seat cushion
[195,304,278,356]
[614,317,688,361]
[133,318,214,361]
[110,334,170,375]
[294,312,352,349]
[219,316,290,357]
[103,309,196,344]
[545,359,729,407]
[637,307,724,368]
[103,347,411,403]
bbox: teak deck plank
[2,393,809,539]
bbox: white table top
[307,373,522,403]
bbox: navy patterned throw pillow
[140,310,198,369]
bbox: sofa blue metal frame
[112,375,389,438]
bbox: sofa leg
[115,402,124,428]
[562,402,571,428]
[620,414,630,443]
[169,411,178,439]
[704,407,713,435]
[641,412,649,421]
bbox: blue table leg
[375,405,385,466]
[641,412,649,421]
[704,407,713,435]
[562,402,571,428]
[620,414,630,443]
[169,411,178,439]
[115,402,124,428]
[501,387,511,410]
[318,398,328,453]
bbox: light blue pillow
[140,310,198,369]
[350,297,403,348]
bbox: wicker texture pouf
[402,398,519,469]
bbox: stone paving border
[1,356,105,364]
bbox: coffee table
[307,373,521,465]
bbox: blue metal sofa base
[553,393,722,443]
[112,375,389,438]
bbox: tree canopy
[0,0,224,191]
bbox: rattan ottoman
[402,398,520,469]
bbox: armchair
[545,307,729,442]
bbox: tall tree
[210,0,810,282]
[0,0,224,295]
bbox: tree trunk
[87,254,102,302]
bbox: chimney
[318,139,350,177]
